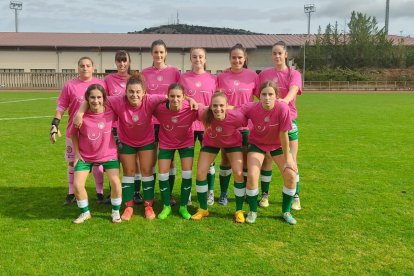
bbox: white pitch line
[0,97,56,104]
[0,115,52,121]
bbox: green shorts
[247,144,283,156]
[74,159,119,172]
[158,147,195,160]
[288,120,299,141]
[201,146,242,154]
[119,142,155,154]
[240,130,249,146]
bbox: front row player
[69,84,122,224]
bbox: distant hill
[129,24,262,35]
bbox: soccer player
[50,57,105,205]
[191,91,248,223]
[258,41,303,210]
[240,80,297,225]
[142,40,181,205]
[179,47,217,206]
[69,84,122,224]
[153,83,199,220]
[216,43,259,205]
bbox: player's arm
[184,95,198,110]
[73,101,89,128]
[279,85,299,104]
[279,130,297,173]
[50,110,64,144]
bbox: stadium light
[9,1,23,32]
[303,4,316,89]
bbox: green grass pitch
[0,92,412,274]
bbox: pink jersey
[68,109,117,163]
[104,73,129,128]
[179,71,217,131]
[154,101,198,149]
[56,77,106,138]
[142,65,181,125]
[259,67,302,120]
[198,108,248,148]
[240,102,292,152]
[107,94,166,147]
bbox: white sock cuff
[182,170,192,179]
[122,176,135,183]
[246,188,259,197]
[111,197,122,206]
[283,186,296,196]
[234,187,246,197]
[77,199,88,208]
[134,174,142,180]
[169,168,177,175]
[196,184,208,193]
[142,175,154,182]
[261,175,272,182]
[219,168,232,176]
[208,166,215,174]
[159,173,169,181]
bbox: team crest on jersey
[76,96,84,103]
[113,89,121,95]
[132,114,139,122]
[233,80,240,86]
[195,81,202,88]
[171,116,178,123]
[215,126,222,133]
[97,122,105,129]
[264,116,270,123]
[157,75,164,82]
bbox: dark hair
[202,90,227,129]
[115,50,131,74]
[272,41,289,66]
[78,56,94,66]
[259,80,279,98]
[229,43,248,68]
[125,72,146,95]
[85,84,107,105]
[167,83,184,96]
[151,40,167,65]
[190,47,207,70]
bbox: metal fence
[1,73,414,91]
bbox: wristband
[51,118,60,127]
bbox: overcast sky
[1,0,413,37]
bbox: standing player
[179,47,217,205]
[70,84,122,224]
[50,57,105,205]
[191,91,248,223]
[142,40,181,205]
[153,83,199,220]
[258,41,303,210]
[240,81,297,224]
[216,43,259,205]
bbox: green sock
[246,188,258,212]
[134,174,141,193]
[234,182,246,211]
[142,176,155,200]
[122,176,135,203]
[196,179,208,210]
[159,174,170,206]
[180,177,192,207]
[169,169,176,194]
[260,170,272,194]
[219,165,231,195]
[295,172,300,195]
[80,206,89,213]
[282,192,295,213]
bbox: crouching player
[70,84,122,224]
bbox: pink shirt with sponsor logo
[259,67,302,120]
[68,109,117,163]
[179,71,217,131]
[240,102,292,152]
[107,94,166,148]
[56,77,106,138]
[198,108,247,148]
[104,73,129,128]
[154,101,198,150]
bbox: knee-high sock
[159,173,170,206]
[219,165,232,195]
[142,175,155,201]
[122,176,135,206]
[282,186,296,213]
[68,166,74,194]
[234,182,246,211]
[246,188,259,212]
[180,170,192,207]
[92,165,104,194]
[260,170,272,194]
[169,167,176,195]
[196,179,208,210]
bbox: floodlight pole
[303,4,315,89]
[9,1,23,32]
